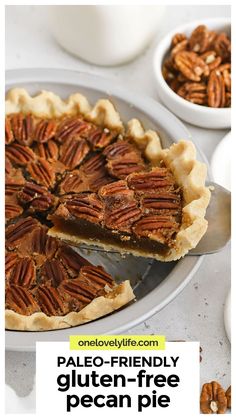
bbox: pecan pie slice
[5,88,210,330]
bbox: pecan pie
[5,88,210,329]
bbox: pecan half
[34,119,57,143]
[171,39,188,58]
[200,381,227,414]
[5,117,14,144]
[5,285,39,315]
[132,215,179,245]
[26,226,58,259]
[226,386,231,409]
[18,182,56,212]
[127,168,175,192]
[5,252,19,280]
[27,158,56,188]
[189,25,209,53]
[207,70,225,108]
[200,50,222,72]
[58,245,91,277]
[41,259,67,287]
[177,82,207,105]
[174,51,208,81]
[6,217,39,250]
[56,117,90,143]
[80,265,114,286]
[87,126,116,149]
[107,155,145,179]
[141,192,181,216]
[59,137,90,170]
[34,285,68,316]
[6,144,36,166]
[5,202,23,221]
[103,140,137,160]
[214,32,231,62]
[59,279,95,310]
[104,201,142,233]
[171,33,187,47]
[9,257,36,287]
[65,193,104,223]
[99,180,134,200]
[35,140,59,161]
[59,170,90,195]
[10,113,34,146]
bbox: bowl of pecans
[153,18,231,128]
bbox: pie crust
[5,88,210,331]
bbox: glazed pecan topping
[99,180,134,200]
[103,140,135,160]
[34,119,57,143]
[189,25,209,53]
[141,192,181,215]
[41,259,67,287]
[127,168,175,192]
[6,285,39,316]
[177,82,207,105]
[83,154,106,174]
[5,202,23,221]
[27,226,58,258]
[5,117,14,144]
[58,245,91,277]
[80,265,114,286]
[6,144,36,166]
[35,140,59,161]
[207,70,225,108]
[6,217,39,249]
[59,137,90,170]
[104,201,142,232]
[133,215,179,244]
[65,193,104,223]
[174,51,208,82]
[87,127,116,149]
[10,113,34,146]
[107,155,145,179]
[10,257,36,287]
[59,170,89,195]
[59,280,95,308]
[56,117,90,142]
[18,182,56,211]
[5,252,19,279]
[27,158,56,188]
[200,381,227,414]
[34,285,67,316]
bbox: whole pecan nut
[33,285,68,316]
[200,381,227,414]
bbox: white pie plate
[5,68,209,351]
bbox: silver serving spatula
[188,181,231,256]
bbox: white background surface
[5,3,231,408]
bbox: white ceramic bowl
[153,18,231,129]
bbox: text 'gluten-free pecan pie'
[5,88,211,331]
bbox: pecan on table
[200,381,227,414]
[226,386,231,409]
